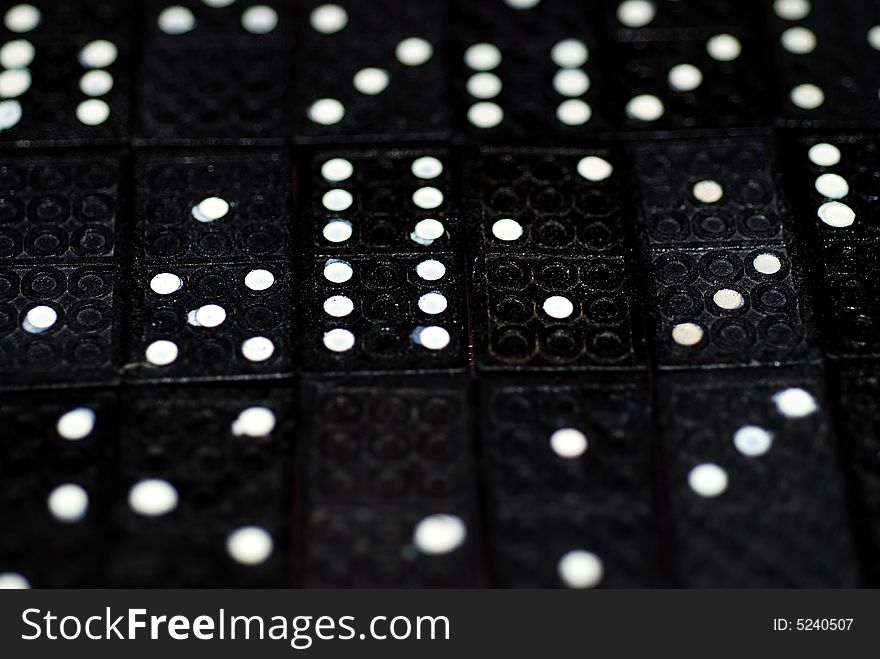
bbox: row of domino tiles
[0,385,821,589]
[7,1,879,131]
[0,404,471,588]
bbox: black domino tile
[106,385,294,588]
[123,148,293,382]
[294,0,450,143]
[0,1,133,145]
[301,147,457,255]
[782,134,880,245]
[615,34,768,131]
[299,148,467,374]
[134,149,292,265]
[137,1,289,143]
[299,254,467,374]
[124,262,293,383]
[631,137,821,368]
[465,147,627,255]
[0,150,127,388]
[658,368,859,587]
[0,389,117,587]
[632,138,787,248]
[780,135,880,359]
[764,0,880,127]
[466,145,645,372]
[646,245,819,367]
[453,0,611,139]
[472,253,643,370]
[480,374,666,587]
[299,376,479,587]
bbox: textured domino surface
[1,0,879,589]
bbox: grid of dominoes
[0,0,880,591]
